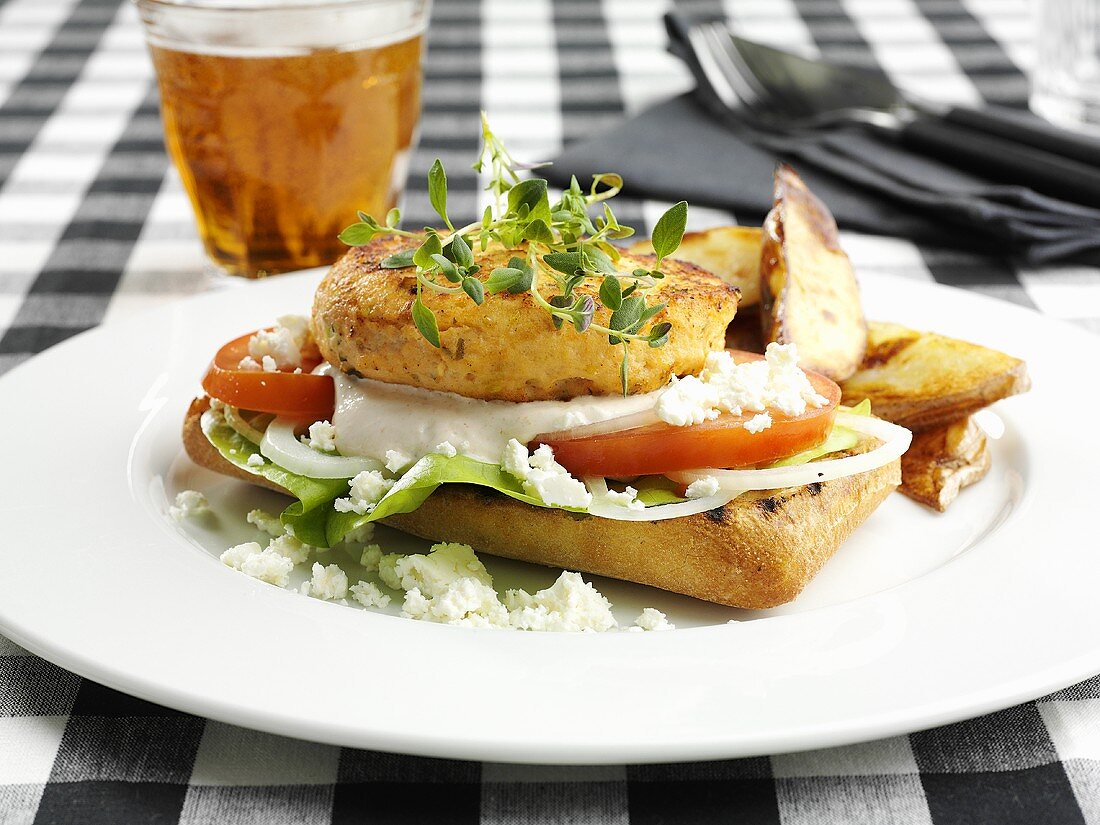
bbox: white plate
[0,271,1096,764]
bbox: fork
[670,12,1100,207]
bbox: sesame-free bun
[311,236,740,402]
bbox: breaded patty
[312,236,740,401]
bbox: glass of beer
[135,0,427,278]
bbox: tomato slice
[533,352,841,477]
[202,331,335,421]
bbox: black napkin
[547,93,1100,264]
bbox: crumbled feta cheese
[358,544,383,571]
[384,449,413,474]
[377,544,508,627]
[501,439,532,480]
[377,553,403,590]
[603,486,645,511]
[246,453,265,467]
[237,356,261,371]
[341,522,375,545]
[508,572,618,632]
[406,577,510,626]
[744,412,773,434]
[501,439,592,509]
[169,489,209,521]
[261,355,278,372]
[220,541,260,569]
[502,588,536,612]
[350,580,391,609]
[632,607,674,631]
[685,476,720,499]
[241,550,294,587]
[307,562,348,600]
[401,587,432,619]
[266,534,311,565]
[528,444,557,470]
[656,343,827,426]
[655,375,722,426]
[391,543,493,597]
[246,509,284,537]
[220,541,293,587]
[333,470,395,515]
[274,314,312,349]
[353,543,657,634]
[432,441,458,458]
[306,420,337,452]
[248,325,301,369]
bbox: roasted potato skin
[840,322,1031,430]
[760,164,867,381]
[312,236,739,402]
[899,417,991,511]
[182,396,899,609]
[629,225,763,308]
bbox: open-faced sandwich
[182,123,916,611]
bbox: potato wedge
[841,321,1031,430]
[900,417,991,512]
[629,225,763,307]
[760,164,867,381]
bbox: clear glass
[1031,0,1100,135]
[134,0,428,278]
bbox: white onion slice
[582,474,745,521]
[582,476,609,498]
[536,408,662,443]
[260,418,383,479]
[586,490,743,521]
[668,412,911,492]
[222,405,267,445]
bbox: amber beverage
[136,0,428,278]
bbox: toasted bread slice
[628,225,763,308]
[899,417,991,512]
[840,322,1030,430]
[760,165,867,381]
[183,398,900,609]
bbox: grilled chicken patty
[312,236,740,401]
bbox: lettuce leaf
[201,410,348,546]
[326,454,568,547]
[769,400,870,468]
[630,476,685,506]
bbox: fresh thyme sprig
[338,112,687,394]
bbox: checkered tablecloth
[3,0,1100,821]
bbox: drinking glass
[1031,0,1100,134]
[135,0,428,278]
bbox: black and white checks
[2,0,1099,822]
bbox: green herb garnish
[339,113,688,394]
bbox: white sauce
[329,368,661,464]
